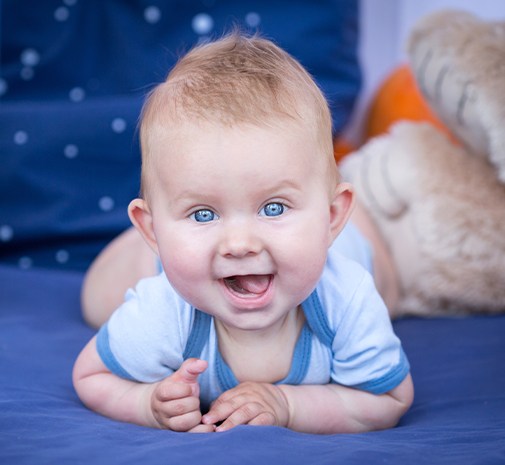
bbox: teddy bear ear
[407,9,505,184]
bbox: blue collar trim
[184,289,333,391]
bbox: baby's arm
[73,337,213,432]
[203,374,413,434]
[279,374,414,433]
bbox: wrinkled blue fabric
[1,264,504,464]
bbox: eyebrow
[173,178,304,203]
[258,178,304,194]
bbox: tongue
[228,275,271,295]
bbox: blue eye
[191,209,216,223]
[261,202,285,217]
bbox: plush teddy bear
[340,9,505,318]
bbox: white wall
[346,0,505,142]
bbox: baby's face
[145,121,342,333]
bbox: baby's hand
[150,358,213,432]
[202,382,290,432]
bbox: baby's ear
[328,182,355,246]
[128,199,159,254]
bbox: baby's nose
[218,222,263,258]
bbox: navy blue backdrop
[0,0,361,271]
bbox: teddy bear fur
[341,122,505,317]
[408,9,505,183]
[340,10,505,317]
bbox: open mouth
[223,274,273,297]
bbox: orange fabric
[364,64,452,141]
[333,137,355,164]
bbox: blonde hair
[139,32,336,197]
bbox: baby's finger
[152,395,201,430]
[154,379,193,402]
[165,409,204,432]
[156,395,201,418]
[214,403,264,432]
[171,358,208,385]
[201,396,238,426]
[188,423,216,433]
[246,412,277,427]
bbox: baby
[73,33,413,434]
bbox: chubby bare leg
[350,199,400,317]
[81,227,158,328]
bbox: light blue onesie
[97,222,409,410]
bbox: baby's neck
[215,307,305,384]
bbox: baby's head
[138,32,338,199]
[130,33,353,325]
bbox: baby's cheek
[162,248,213,303]
[164,251,203,283]
[280,245,327,295]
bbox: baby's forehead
[149,119,331,181]
[142,118,337,202]
[148,116,317,150]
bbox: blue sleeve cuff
[352,349,411,395]
[96,324,135,381]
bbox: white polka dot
[14,131,28,145]
[0,78,8,96]
[144,6,161,24]
[111,117,127,133]
[192,13,214,35]
[20,67,35,81]
[69,87,86,102]
[55,249,70,264]
[245,12,261,28]
[0,225,13,242]
[19,257,33,270]
[20,48,40,67]
[64,144,79,159]
[99,196,115,212]
[54,6,70,21]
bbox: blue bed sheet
[1,264,504,465]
